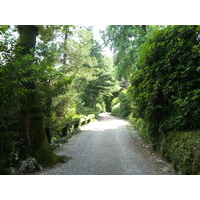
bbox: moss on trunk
[21,91,64,166]
[19,25,65,167]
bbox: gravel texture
[39,113,175,175]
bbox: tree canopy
[129,25,200,136]
[105,25,200,174]
[101,25,147,80]
[0,25,120,174]
[1,25,200,175]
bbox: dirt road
[39,113,174,175]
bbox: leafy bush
[111,90,132,118]
[111,103,121,116]
[128,114,153,146]
[78,106,95,115]
[118,89,132,117]
[0,30,30,174]
[96,101,106,113]
[129,25,200,147]
[111,97,119,108]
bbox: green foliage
[129,25,200,147]
[0,27,31,174]
[77,105,93,115]
[0,25,76,173]
[111,89,132,118]
[80,41,120,111]
[111,97,119,108]
[50,113,97,149]
[37,25,74,43]
[58,26,98,79]
[161,129,200,174]
[102,25,147,80]
[111,103,121,116]
[0,130,29,174]
[0,25,108,173]
[128,115,153,146]
[0,25,10,34]
[36,26,97,127]
[96,101,106,113]
[118,90,132,117]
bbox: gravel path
[39,113,175,175]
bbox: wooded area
[1,25,200,174]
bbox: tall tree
[53,26,98,119]
[101,25,147,80]
[17,25,65,166]
[81,41,120,111]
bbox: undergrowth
[129,114,200,174]
[161,129,200,175]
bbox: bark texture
[18,25,64,166]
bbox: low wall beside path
[45,114,96,147]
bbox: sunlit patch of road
[40,113,175,175]
[81,113,127,131]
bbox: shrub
[96,101,106,113]
[129,25,200,146]
[78,107,94,115]
[118,89,132,117]
[111,97,119,108]
[128,114,153,146]
[111,103,121,116]
[111,90,132,118]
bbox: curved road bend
[40,113,174,175]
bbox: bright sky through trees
[92,25,113,57]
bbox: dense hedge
[111,90,132,118]
[128,26,200,174]
[129,25,200,147]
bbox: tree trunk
[93,95,97,111]
[63,32,68,65]
[141,25,147,34]
[18,25,64,166]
